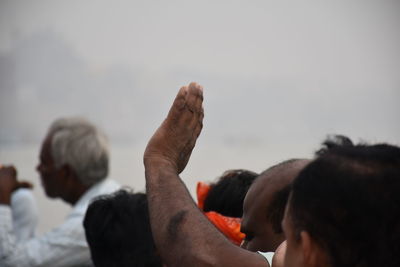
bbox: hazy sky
[1,0,399,147]
[0,0,399,233]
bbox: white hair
[48,117,109,186]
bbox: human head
[203,169,258,217]
[241,159,310,252]
[37,117,109,199]
[84,189,163,267]
[283,139,400,267]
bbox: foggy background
[0,0,399,233]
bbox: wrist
[144,157,178,173]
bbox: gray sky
[0,0,399,232]
[1,0,399,147]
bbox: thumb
[15,181,34,190]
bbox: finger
[193,105,204,135]
[186,82,203,114]
[199,106,204,121]
[167,86,188,119]
[186,105,204,133]
[183,83,204,128]
[188,108,204,149]
[194,114,203,138]
[16,181,33,189]
[192,82,204,109]
[0,166,17,178]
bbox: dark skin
[241,175,286,252]
[241,159,310,252]
[144,82,269,267]
[0,165,32,205]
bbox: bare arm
[144,83,268,267]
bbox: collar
[67,179,120,218]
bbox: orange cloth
[204,211,245,245]
[196,182,245,245]
[196,181,211,210]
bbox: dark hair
[316,134,354,156]
[290,142,400,267]
[83,189,163,267]
[203,169,258,217]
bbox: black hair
[83,189,163,267]
[316,134,354,156]
[203,169,258,217]
[290,140,400,267]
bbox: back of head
[240,159,309,252]
[48,117,109,186]
[289,136,400,267]
[83,189,163,267]
[203,169,258,217]
[263,159,310,234]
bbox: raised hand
[0,165,33,204]
[144,82,204,174]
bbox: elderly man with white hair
[0,117,120,267]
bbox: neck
[63,183,90,205]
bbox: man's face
[240,177,282,252]
[36,135,65,198]
[240,160,310,253]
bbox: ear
[59,164,70,179]
[61,164,77,179]
[59,164,80,187]
[300,231,327,267]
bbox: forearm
[143,84,268,267]
[145,161,267,267]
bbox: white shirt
[258,251,274,267]
[0,179,120,267]
[11,188,38,241]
